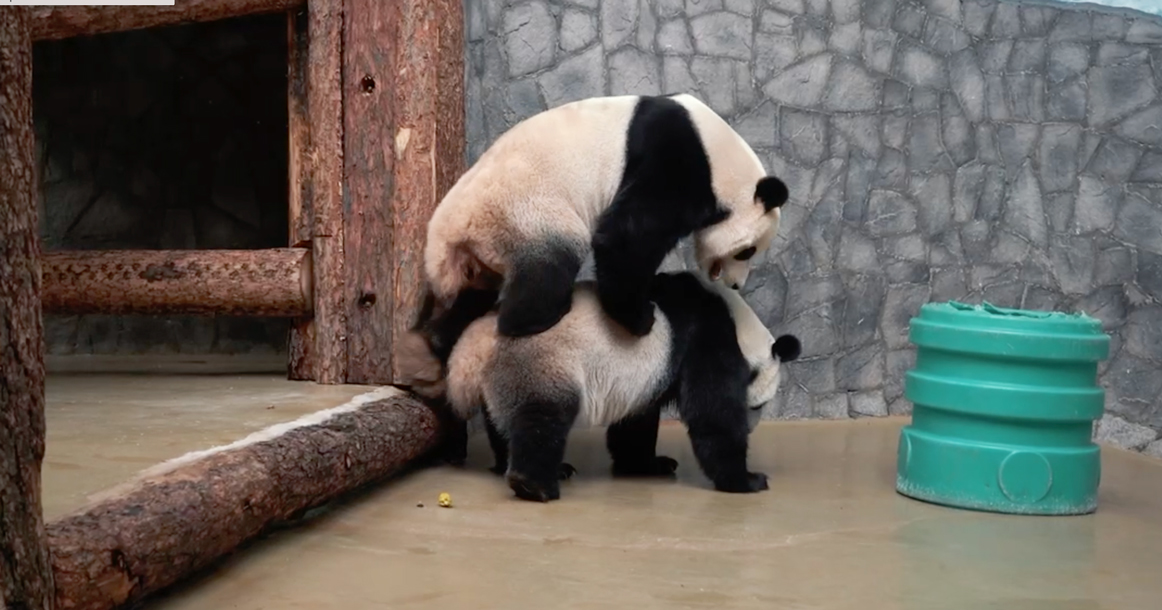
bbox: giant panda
[400,94,789,394]
[442,270,802,502]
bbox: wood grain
[0,7,55,609]
[32,0,304,41]
[341,0,398,384]
[286,6,314,380]
[307,0,347,384]
[41,249,312,317]
[46,391,442,610]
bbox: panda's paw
[489,462,508,476]
[612,455,679,477]
[558,463,578,480]
[714,472,769,494]
[507,471,561,503]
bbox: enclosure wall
[464,0,1162,449]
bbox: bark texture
[47,391,441,610]
[32,0,303,41]
[0,7,55,610]
[41,249,312,317]
[306,0,347,385]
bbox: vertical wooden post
[305,0,346,384]
[0,7,55,610]
[286,6,314,380]
[342,0,465,385]
[388,0,465,383]
[341,0,397,384]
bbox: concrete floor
[41,358,1162,609]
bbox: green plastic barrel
[895,301,1111,516]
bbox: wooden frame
[1,0,464,606]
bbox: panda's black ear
[772,334,801,362]
[755,176,789,212]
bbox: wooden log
[286,6,314,381]
[307,0,347,385]
[46,387,443,610]
[342,0,466,384]
[41,249,313,317]
[32,0,304,41]
[0,7,56,610]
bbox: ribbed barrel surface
[896,301,1111,515]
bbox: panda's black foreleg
[677,358,768,494]
[504,391,580,502]
[606,399,679,477]
[496,240,584,338]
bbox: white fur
[445,276,788,431]
[447,287,673,429]
[423,94,780,303]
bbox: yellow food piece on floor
[437,492,452,508]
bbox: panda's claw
[558,463,578,480]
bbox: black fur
[504,389,582,502]
[593,96,729,337]
[773,334,801,362]
[607,400,679,477]
[496,239,587,338]
[414,286,501,365]
[755,176,790,213]
[497,271,769,502]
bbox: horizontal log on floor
[32,0,304,41]
[42,248,313,316]
[46,387,443,610]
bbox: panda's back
[486,283,673,428]
[428,96,640,245]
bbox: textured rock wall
[34,14,290,355]
[465,0,1162,451]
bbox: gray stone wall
[465,0,1162,453]
[34,14,290,355]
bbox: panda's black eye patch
[748,368,759,383]
[734,246,757,261]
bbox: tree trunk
[0,6,55,610]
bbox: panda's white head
[698,274,801,431]
[669,94,790,292]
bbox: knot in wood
[140,262,184,282]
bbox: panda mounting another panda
[442,270,802,502]
[398,93,790,395]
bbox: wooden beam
[390,0,465,382]
[46,388,442,610]
[341,0,396,384]
[41,249,313,317]
[0,7,56,610]
[341,0,465,385]
[32,0,304,41]
[307,0,347,385]
[286,6,314,380]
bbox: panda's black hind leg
[607,400,678,477]
[483,409,509,475]
[496,240,584,338]
[504,391,580,502]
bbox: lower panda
[442,270,802,502]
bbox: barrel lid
[910,301,1110,362]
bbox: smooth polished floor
[139,419,1162,610]
[42,355,377,519]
